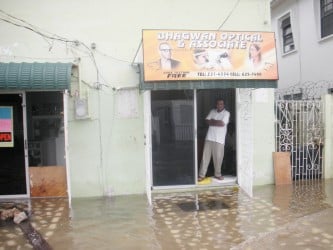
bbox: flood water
[1,179,333,249]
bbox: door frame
[143,90,152,204]
[0,91,71,200]
[64,90,71,202]
[147,89,197,189]
[236,88,253,197]
[144,88,253,194]
[193,89,198,184]
[145,89,242,191]
[0,91,30,198]
[27,90,70,199]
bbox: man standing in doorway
[198,99,230,182]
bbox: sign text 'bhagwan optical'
[142,30,278,82]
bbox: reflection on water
[178,199,230,212]
[1,179,333,249]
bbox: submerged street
[1,179,333,250]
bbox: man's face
[216,100,224,112]
[195,53,208,65]
[159,44,172,60]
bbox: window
[283,93,302,100]
[321,0,333,37]
[281,15,295,53]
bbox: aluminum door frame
[0,91,30,198]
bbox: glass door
[0,94,27,196]
[151,90,195,186]
[26,91,67,197]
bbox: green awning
[138,64,277,90]
[140,79,277,90]
[0,62,72,90]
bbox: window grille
[321,0,333,38]
[281,16,295,53]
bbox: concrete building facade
[271,0,333,180]
[0,0,277,200]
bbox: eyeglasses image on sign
[192,49,233,70]
[193,49,210,69]
[213,50,233,70]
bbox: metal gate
[275,100,324,180]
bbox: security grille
[275,100,324,180]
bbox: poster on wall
[142,29,278,82]
[115,89,139,118]
[0,106,14,147]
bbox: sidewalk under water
[1,179,333,249]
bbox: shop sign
[0,106,14,147]
[142,29,278,81]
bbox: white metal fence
[275,100,324,180]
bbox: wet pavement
[1,179,333,249]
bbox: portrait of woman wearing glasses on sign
[246,43,264,71]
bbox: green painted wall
[0,0,273,197]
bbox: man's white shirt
[205,109,230,144]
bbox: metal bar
[275,99,324,181]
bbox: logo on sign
[0,132,12,142]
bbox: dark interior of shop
[151,89,236,187]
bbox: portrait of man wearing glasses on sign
[149,42,181,71]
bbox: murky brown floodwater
[1,179,333,250]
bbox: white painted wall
[324,94,333,179]
[271,0,333,89]
[0,0,274,197]
[253,88,275,185]
[271,0,333,182]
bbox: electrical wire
[217,0,241,30]
[0,9,136,90]
[2,2,242,81]
[95,49,132,64]
[131,1,243,66]
[0,17,75,44]
[0,54,88,61]
[131,39,142,66]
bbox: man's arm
[206,119,225,127]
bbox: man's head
[193,49,209,65]
[216,99,225,112]
[159,42,172,60]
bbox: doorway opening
[26,91,67,197]
[151,90,195,186]
[150,89,236,188]
[0,94,27,196]
[197,89,237,178]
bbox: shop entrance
[0,91,67,197]
[197,89,236,178]
[151,89,236,187]
[0,94,27,196]
[151,90,195,186]
[26,91,67,197]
